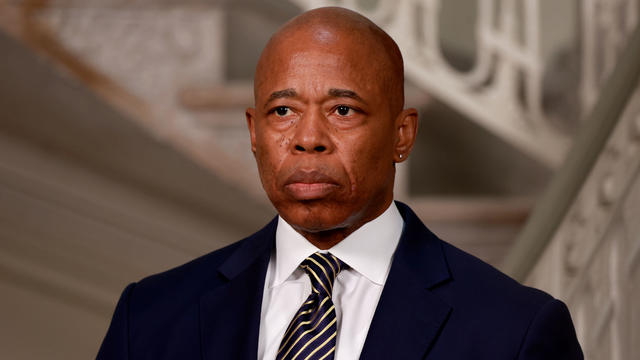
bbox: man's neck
[292,198,394,249]
[296,227,354,250]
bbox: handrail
[502,23,640,281]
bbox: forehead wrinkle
[328,88,367,105]
[265,88,298,108]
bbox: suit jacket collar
[218,216,278,281]
[393,201,452,289]
[199,202,453,360]
[200,217,277,360]
[359,202,453,359]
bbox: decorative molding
[580,0,639,115]
[36,5,225,105]
[503,22,640,281]
[526,83,640,360]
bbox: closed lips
[284,170,339,200]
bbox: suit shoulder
[127,215,277,308]
[418,238,583,358]
[123,239,243,310]
[140,239,242,289]
[439,239,553,311]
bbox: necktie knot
[300,252,345,297]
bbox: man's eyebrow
[328,88,366,104]
[265,88,297,107]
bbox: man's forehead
[253,7,405,111]
[256,31,391,84]
[263,27,386,64]
[255,43,381,92]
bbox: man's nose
[291,109,333,154]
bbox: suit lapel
[200,218,276,360]
[359,202,453,360]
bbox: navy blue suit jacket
[97,202,583,359]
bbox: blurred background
[1,0,639,358]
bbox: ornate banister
[502,22,640,280]
[293,0,639,168]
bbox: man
[97,7,583,360]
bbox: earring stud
[399,154,403,159]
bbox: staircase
[1,1,639,359]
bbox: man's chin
[289,216,345,233]
[280,205,350,234]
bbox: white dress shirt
[257,202,404,360]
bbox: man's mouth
[283,170,339,200]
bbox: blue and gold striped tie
[277,252,346,360]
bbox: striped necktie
[277,252,346,360]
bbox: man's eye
[275,106,290,116]
[336,106,353,116]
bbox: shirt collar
[273,202,404,287]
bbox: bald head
[255,7,405,114]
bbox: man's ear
[246,107,257,154]
[393,108,418,163]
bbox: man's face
[247,29,405,239]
